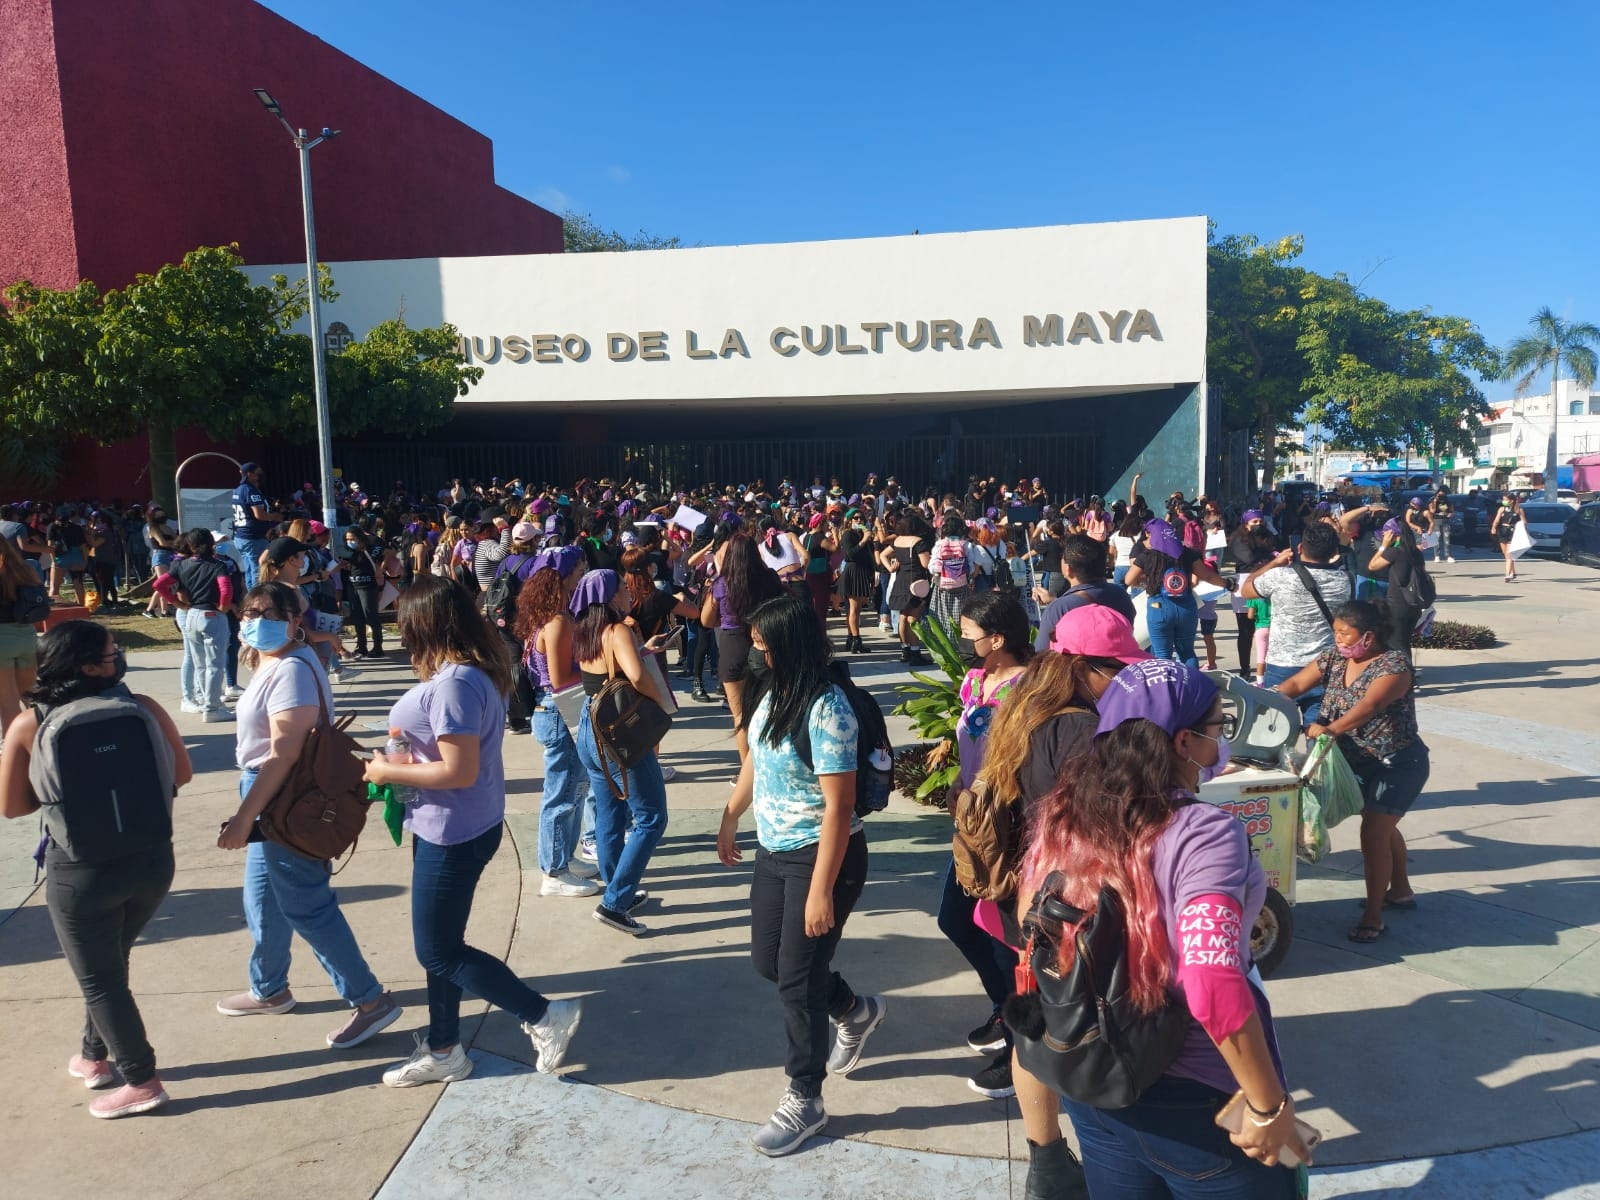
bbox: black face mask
[746,646,772,684]
[957,637,985,669]
[81,648,127,693]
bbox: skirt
[837,561,877,600]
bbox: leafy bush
[1413,620,1496,650]
[893,745,951,809]
[891,617,968,805]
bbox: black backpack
[482,554,531,631]
[795,660,893,817]
[30,685,175,864]
[1004,874,1190,1109]
[8,579,49,625]
[1396,553,1436,608]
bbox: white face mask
[1187,730,1232,784]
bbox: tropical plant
[1499,307,1600,502]
[1413,620,1495,650]
[890,616,968,804]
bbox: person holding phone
[1017,659,1311,1196]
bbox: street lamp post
[254,88,341,531]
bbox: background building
[1475,379,1600,488]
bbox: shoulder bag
[588,628,672,801]
[257,653,370,865]
[1291,560,1336,630]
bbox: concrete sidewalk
[2,550,1597,1198]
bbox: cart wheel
[1251,888,1293,978]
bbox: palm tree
[1499,307,1600,501]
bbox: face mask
[1189,730,1232,784]
[346,540,359,550]
[240,616,292,653]
[957,636,986,669]
[1335,635,1372,659]
[83,648,128,692]
[745,646,772,684]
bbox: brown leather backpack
[951,777,1024,901]
[257,657,370,863]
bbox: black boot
[691,680,713,703]
[900,644,912,663]
[1024,1137,1089,1200]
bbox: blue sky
[261,0,1598,401]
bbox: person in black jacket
[343,529,385,659]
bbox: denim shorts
[1352,739,1430,818]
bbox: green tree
[0,280,102,487]
[1499,307,1600,500]
[1298,275,1497,467]
[562,209,684,253]
[1206,228,1315,486]
[327,318,482,435]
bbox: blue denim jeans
[533,700,585,874]
[413,824,549,1049]
[236,536,268,590]
[1062,1075,1299,1199]
[1146,592,1200,667]
[1261,663,1324,727]
[182,608,229,712]
[176,608,197,706]
[239,770,382,1007]
[576,706,668,910]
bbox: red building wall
[1,0,562,497]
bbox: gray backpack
[30,685,175,863]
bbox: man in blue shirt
[231,462,278,588]
[1033,533,1138,652]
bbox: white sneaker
[180,701,203,714]
[540,871,600,897]
[202,708,234,723]
[1447,557,1457,563]
[381,1033,473,1087]
[567,858,600,880]
[223,685,245,702]
[524,997,583,1073]
[327,670,343,684]
[660,764,677,782]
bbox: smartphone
[1214,1092,1321,1169]
[655,625,685,650]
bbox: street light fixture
[254,87,342,531]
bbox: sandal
[1347,923,1386,943]
[1352,894,1418,911]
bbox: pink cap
[308,520,327,536]
[511,521,540,543]
[1049,605,1152,664]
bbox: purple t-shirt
[1150,800,1279,1094]
[712,576,742,632]
[387,662,508,846]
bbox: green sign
[1496,457,1518,470]
[1427,456,1456,470]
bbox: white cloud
[533,186,575,213]
[606,165,631,184]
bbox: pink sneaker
[67,1054,116,1090]
[89,1078,169,1119]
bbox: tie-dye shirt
[749,685,860,852]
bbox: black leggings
[501,629,536,724]
[45,844,175,1086]
[91,559,118,604]
[347,585,383,653]
[750,831,868,1097]
[1234,610,1256,674]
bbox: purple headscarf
[1143,518,1184,559]
[1095,659,1218,739]
[568,568,619,617]
[531,545,585,580]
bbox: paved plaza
[2,551,1597,1199]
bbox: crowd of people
[1,461,1448,1198]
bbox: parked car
[1508,487,1581,509]
[1561,503,1600,567]
[1518,503,1574,556]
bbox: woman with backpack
[363,575,585,1086]
[929,513,980,635]
[1,619,192,1118]
[1014,658,1310,1197]
[1366,519,1431,656]
[1122,518,1232,668]
[0,534,44,726]
[214,582,401,1049]
[716,594,886,1158]
[934,590,1033,1101]
[573,569,671,936]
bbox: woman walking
[716,594,885,1157]
[929,513,979,635]
[881,510,934,663]
[1491,495,1523,582]
[701,532,784,762]
[1279,601,1429,945]
[1018,658,1310,1196]
[365,575,584,1084]
[573,570,671,935]
[1,621,191,1118]
[835,510,877,654]
[515,546,600,898]
[1367,519,1429,656]
[143,507,180,618]
[214,583,400,1047]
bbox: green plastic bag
[367,782,405,846]
[1302,734,1364,830]
[1296,783,1329,864]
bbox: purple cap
[1095,659,1219,739]
[1143,518,1184,559]
[1241,509,1263,524]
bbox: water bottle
[383,728,418,807]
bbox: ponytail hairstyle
[1021,719,1188,1014]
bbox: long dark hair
[28,620,115,706]
[720,531,782,625]
[737,595,833,750]
[396,574,514,696]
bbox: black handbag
[1004,873,1191,1109]
[588,639,672,800]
